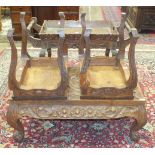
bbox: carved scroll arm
[81,13,86,34]
[28,17,41,32]
[20,12,43,49]
[26,14,41,33]
[7,29,20,90]
[79,13,86,54]
[126,28,139,89]
[118,12,127,48]
[80,29,92,74]
[27,17,37,32]
[20,12,30,58]
[57,30,68,82]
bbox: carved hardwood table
[8,84,146,143]
[6,47,147,143]
[6,12,147,143]
[20,12,118,56]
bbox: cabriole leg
[6,102,24,142]
[130,105,147,142]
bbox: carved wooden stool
[80,28,138,99]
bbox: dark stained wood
[32,6,79,25]
[10,6,79,40]
[32,6,58,25]
[123,6,155,32]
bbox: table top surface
[39,20,118,36]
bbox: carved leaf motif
[19,104,139,119]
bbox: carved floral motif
[18,104,140,119]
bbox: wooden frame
[7,29,68,100]
[80,27,138,99]
[79,12,139,99]
[20,12,86,56]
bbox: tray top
[39,20,118,36]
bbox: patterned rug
[0,49,155,148]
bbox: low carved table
[6,12,147,143]
[7,64,146,142]
[6,47,147,143]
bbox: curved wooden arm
[117,12,127,58]
[20,12,43,48]
[57,30,68,81]
[79,13,86,54]
[127,28,138,89]
[20,12,30,58]
[81,13,86,33]
[118,12,127,42]
[7,29,19,90]
[81,29,92,74]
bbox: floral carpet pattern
[0,49,155,148]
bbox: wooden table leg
[39,49,46,57]
[47,48,52,57]
[105,48,110,57]
[129,105,147,142]
[6,102,24,142]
